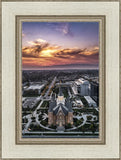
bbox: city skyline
[22,22,99,70]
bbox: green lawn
[41,101,49,108]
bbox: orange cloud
[22,38,99,68]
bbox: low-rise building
[84,96,97,107]
[75,99,84,107]
[23,83,45,96]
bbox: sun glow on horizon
[22,22,99,69]
[41,49,57,57]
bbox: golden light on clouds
[41,49,57,57]
[22,38,99,68]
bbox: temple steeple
[57,81,65,105]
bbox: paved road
[23,99,55,133]
[44,76,56,98]
[68,87,72,98]
[66,114,87,131]
[22,114,32,133]
[66,113,97,131]
[33,100,43,116]
[35,114,54,131]
[23,100,43,133]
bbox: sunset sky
[22,22,99,70]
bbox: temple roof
[48,96,56,112]
[48,88,73,114]
[65,97,73,112]
[53,103,68,115]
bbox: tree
[66,123,72,129]
[90,123,96,133]
[50,124,56,129]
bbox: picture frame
[16,15,105,145]
[1,0,120,159]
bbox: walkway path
[66,113,97,131]
[44,76,56,98]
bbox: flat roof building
[26,84,45,90]
[75,99,84,107]
[23,83,45,96]
[84,96,97,107]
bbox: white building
[75,99,84,107]
[72,78,90,96]
[25,83,45,94]
[84,96,97,107]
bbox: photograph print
[22,21,99,138]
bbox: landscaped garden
[41,101,49,108]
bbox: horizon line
[22,68,99,71]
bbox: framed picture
[1,0,120,159]
[16,15,105,144]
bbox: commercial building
[84,96,97,107]
[90,82,99,96]
[72,78,90,96]
[23,83,45,96]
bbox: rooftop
[84,96,96,104]
[75,99,83,106]
[26,84,45,90]
[75,78,89,85]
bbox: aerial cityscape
[22,22,99,138]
